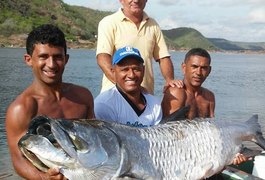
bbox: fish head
[51,119,123,172]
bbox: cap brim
[113,54,144,65]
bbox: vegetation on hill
[0,0,111,48]
[208,38,265,51]
[162,27,219,51]
[0,0,264,51]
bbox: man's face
[113,57,144,94]
[24,44,69,86]
[182,55,211,87]
[120,0,147,15]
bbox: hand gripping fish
[18,115,265,180]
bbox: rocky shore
[1,34,265,54]
[0,34,96,49]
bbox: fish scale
[113,120,243,179]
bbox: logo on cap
[112,46,144,65]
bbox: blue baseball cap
[112,46,144,65]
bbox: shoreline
[169,49,265,55]
[1,35,264,55]
[2,46,265,55]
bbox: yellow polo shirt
[96,9,170,94]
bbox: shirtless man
[162,47,247,166]
[162,48,214,119]
[5,24,94,179]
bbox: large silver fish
[18,115,265,180]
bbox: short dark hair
[26,24,67,56]
[184,48,211,64]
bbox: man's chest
[186,96,210,118]
[37,100,88,119]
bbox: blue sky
[63,0,265,42]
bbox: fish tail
[246,114,265,150]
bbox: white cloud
[248,8,265,23]
[159,18,180,29]
[63,0,119,11]
[63,0,265,42]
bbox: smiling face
[24,43,69,86]
[182,55,211,87]
[113,57,144,95]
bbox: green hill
[208,38,265,51]
[0,0,111,48]
[162,27,219,51]
[162,27,265,52]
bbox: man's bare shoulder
[201,87,215,97]
[8,87,37,112]
[166,86,186,96]
[6,87,38,130]
[10,86,36,106]
[163,86,187,104]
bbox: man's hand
[163,79,184,93]
[47,168,68,180]
[232,153,249,165]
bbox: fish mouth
[18,134,50,172]
[19,130,73,172]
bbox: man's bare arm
[158,57,174,82]
[159,57,184,92]
[6,99,66,180]
[162,87,186,117]
[97,53,115,83]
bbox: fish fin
[246,115,265,150]
[76,134,108,168]
[60,168,94,180]
[77,148,108,168]
[240,146,262,159]
[160,106,190,124]
[200,162,215,178]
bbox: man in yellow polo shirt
[96,0,182,94]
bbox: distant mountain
[208,38,265,51]
[162,27,219,50]
[0,0,264,51]
[162,28,265,51]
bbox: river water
[0,48,265,179]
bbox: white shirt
[94,86,162,127]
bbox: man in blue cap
[94,46,162,127]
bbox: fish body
[19,115,265,180]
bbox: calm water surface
[0,48,265,178]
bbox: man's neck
[116,85,146,116]
[32,80,64,100]
[184,81,202,97]
[122,8,143,27]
